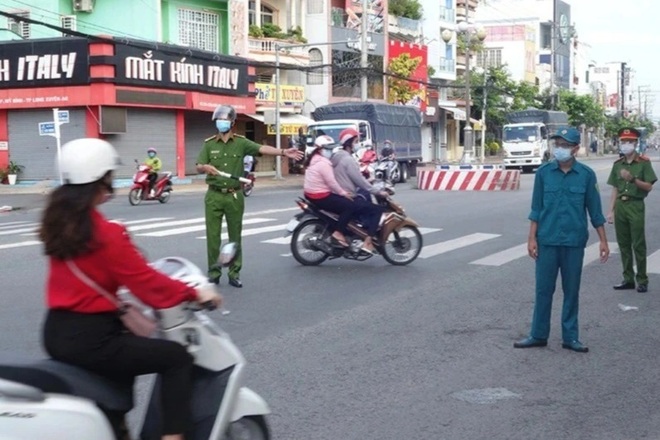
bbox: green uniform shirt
[607,155,657,199]
[197,134,262,189]
[529,160,606,248]
[145,157,162,172]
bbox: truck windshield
[503,126,539,142]
[306,124,357,146]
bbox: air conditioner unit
[73,0,94,12]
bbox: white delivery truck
[502,109,569,173]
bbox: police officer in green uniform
[607,127,657,293]
[196,105,303,287]
[514,127,609,353]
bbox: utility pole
[360,0,369,101]
[620,62,626,116]
[549,0,556,109]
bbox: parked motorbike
[0,245,271,440]
[285,181,423,266]
[128,159,173,206]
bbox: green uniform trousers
[205,189,244,280]
[615,199,647,285]
[530,245,584,343]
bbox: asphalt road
[2,156,660,440]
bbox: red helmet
[338,127,359,146]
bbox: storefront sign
[0,86,91,109]
[114,44,249,96]
[0,38,89,88]
[388,41,428,112]
[255,83,305,105]
[266,124,306,135]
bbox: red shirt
[46,210,198,313]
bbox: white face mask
[321,149,333,158]
[620,142,636,155]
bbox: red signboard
[0,86,92,109]
[388,41,428,112]
[189,92,255,114]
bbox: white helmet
[60,138,120,185]
[314,135,336,149]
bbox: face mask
[553,147,573,163]
[620,142,636,155]
[321,149,333,158]
[216,120,231,133]
[148,152,155,158]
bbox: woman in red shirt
[39,138,221,440]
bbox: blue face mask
[148,152,156,158]
[216,120,231,133]
[553,147,573,163]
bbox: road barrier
[417,169,521,191]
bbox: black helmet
[212,105,237,122]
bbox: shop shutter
[103,109,176,178]
[185,111,214,175]
[8,109,86,180]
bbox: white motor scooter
[0,245,270,440]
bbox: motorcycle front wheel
[243,184,253,197]
[128,188,142,206]
[290,219,329,266]
[226,415,270,440]
[380,224,423,266]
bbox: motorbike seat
[0,358,133,412]
[157,171,172,181]
[302,198,367,230]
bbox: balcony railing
[439,57,455,72]
[439,6,455,23]
[388,14,421,37]
[248,38,308,57]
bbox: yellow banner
[255,83,305,105]
[267,124,305,135]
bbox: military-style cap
[618,127,640,140]
[550,127,580,145]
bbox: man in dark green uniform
[196,105,302,287]
[514,127,609,353]
[607,127,657,293]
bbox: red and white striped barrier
[417,169,521,191]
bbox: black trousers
[309,193,357,234]
[43,309,194,435]
[147,173,158,190]
[354,195,385,237]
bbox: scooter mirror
[218,242,238,267]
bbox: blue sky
[570,0,660,120]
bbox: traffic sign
[38,122,56,136]
[57,110,69,124]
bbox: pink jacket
[304,154,348,198]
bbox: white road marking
[196,224,288,240]
[419,233,501,259]
[583,242,619,267]
[470,243,528,266]
[138,218,275,237]
[0,240,41,250]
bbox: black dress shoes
[513,337,548,349]
[208,275,220,285]
[637,284,648,293]
[613,281,636,290]
[562,340,589,353]
[228,277,243,288]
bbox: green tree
[557,89,605,129]
[387,53,422,105]
[388,0,423,20]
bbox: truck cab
[502,123,548,173]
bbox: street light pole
[463,32,473,164]
[360,0,369,101]
[480,71,488,163]
[274,40,353,179]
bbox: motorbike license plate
[285,218,299,233]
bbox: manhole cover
[451,387,521,404]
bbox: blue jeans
[530,245,585,343]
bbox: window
[60,16,77,36]
[249,1,275,26]
[307,0,324,14]
[331,50,384,99]
[307,49,323,85]
[7,11,30,39]
[476,48,502,68]
[178,8,219,52]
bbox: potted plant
[6,160,23,185]
[0,167,7,185]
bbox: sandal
[330,236,349,248]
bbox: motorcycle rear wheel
[128,188,142,206]
[158,191,171,204]
[290,219,329,266]
[380,224,423,266]
[226,415,270,440]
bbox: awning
[440,106,480,125]
[246,113,315,135]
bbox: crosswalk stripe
[137,218,274,237]
[419,233,500,259]
[128,217,205,232]
[244,207,300,217]
[196,224,288,240]
[470,243,528,266]
[645,249,660,274]
[0,221,36,229]
[0,240,41,250]
[583,241,619,267]
[0,227,36,236]
[119,217,173,225]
